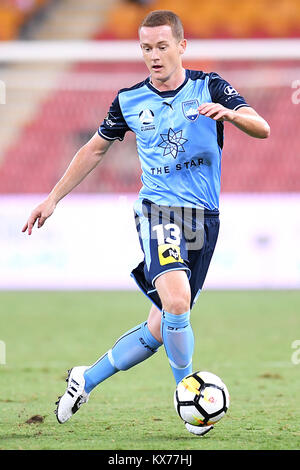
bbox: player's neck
[150,67,186,92]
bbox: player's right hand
[22,197,56,235]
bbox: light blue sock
[160,310,194,384]
[84,322,162,393]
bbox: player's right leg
[147,304,162,343]
[55,366,90,424]
[55,318,162,423]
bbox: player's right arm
[22,132,112,235]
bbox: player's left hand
[198,103,235,122]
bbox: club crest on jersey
[182,99,199,121]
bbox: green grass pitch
[0,290,300,450]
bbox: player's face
[139,25,186,87]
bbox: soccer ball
[174,371,230,427]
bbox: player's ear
[178,39,187,55]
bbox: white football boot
[55,366,90,424]
[185,422,214,436]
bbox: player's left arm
[198,103,270,139]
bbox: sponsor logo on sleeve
[104,112,117,127]
[224,85,239,96]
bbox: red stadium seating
[95,0,300,40]
[0,0,50,40]
[0,61,298,194]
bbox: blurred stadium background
[0,0,300,290]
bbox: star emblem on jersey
[158,128,188,159]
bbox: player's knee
[162,291,190,315]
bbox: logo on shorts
[182,99,199,121]
[158,244,183,266]
[158,128,188,159]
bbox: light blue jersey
[99,69,249,210]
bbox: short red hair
[139,10,184,42]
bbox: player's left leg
[154,270,194,385]
[147,273,213,437]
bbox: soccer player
[22,10,270,436]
